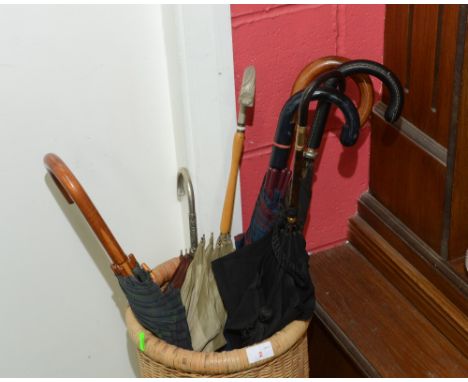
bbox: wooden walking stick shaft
[44,153,134,276]
[220,131,244,235]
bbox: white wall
[0,5,238,377]
[161,5,241,239]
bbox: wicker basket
[125,257,310,377]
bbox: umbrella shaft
[220,131,244,235]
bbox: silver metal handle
[177,167,198,253]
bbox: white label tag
[246,341,274,364]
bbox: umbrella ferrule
[303,148,318,159]
[287,216,297,224]
[295,125,307,151]
[236,123,246,132]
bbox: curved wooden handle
[220,131,244,235]
[44,153,134,276]
[291,55,374,125]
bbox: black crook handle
[298,70,360,147]
[302,86,361,150]
[298,70,346,126]
[306,77,360,148]
[270,71,346,170]
[270,92,302,170]
[287,87,360,215]
[338,59,404,122]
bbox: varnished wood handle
[291,55,374,125]
[220,131,244,235]
[44,153,134,276]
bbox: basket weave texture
[126,257,310,377]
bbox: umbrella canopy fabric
[235,168,291,248]
[170,251,193,289]
[181,234,234,352]
[213,223,314,349]
[117,265,192,350]
[234,91,300,249]
[180,236,206,315]
[201,234,234,351]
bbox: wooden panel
[308,317,365,378]
[449,257,468,283]
[448,7,468,261]
[357,192,468,312]
[404,6,440,133]
[349,215,468,357]
[383,5,460,147]
[369,114,446,253]
[309,245,468,377]
[384,5,409,90]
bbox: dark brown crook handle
[44,153,135,276]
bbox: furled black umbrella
[212,84,361,349]
[44,153,192,350]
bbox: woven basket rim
[125,257,310,375]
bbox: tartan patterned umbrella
[234,90,302,248]
[44,153,192,350]
[117,265,192,349]
[235,167,291,248]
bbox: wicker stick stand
[125,257,310,378]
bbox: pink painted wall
[231,4,385,252]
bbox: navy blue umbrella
[117,265,192,350]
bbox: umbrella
[44,153,192,350]
[212,85,360,349]
[236,56,375,248]
[169,167,199,289]
[180,65,256,352]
